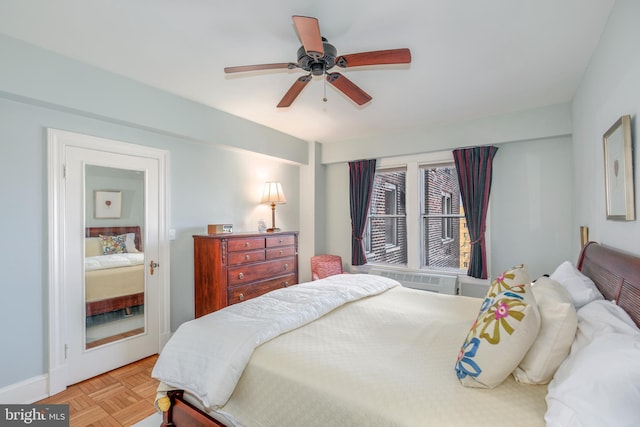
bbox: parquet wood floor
[36,354,160,426]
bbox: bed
[152,242,640,427]
[84,226,145,317]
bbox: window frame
[356,152,490,276]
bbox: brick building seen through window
[365,165,471,271]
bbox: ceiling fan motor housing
[297,38,337,76]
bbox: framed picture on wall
[603,115,635,221]
[94,190,122,219]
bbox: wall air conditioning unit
[456,274,490,298]
[369,269,457,295]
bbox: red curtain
[348,159,376,266]
[453,146,498,279]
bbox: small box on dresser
[193,231,298,317]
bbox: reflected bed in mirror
[85,226,145,349]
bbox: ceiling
[0,0,615,144]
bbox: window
[363,160,468,273]
[364,168,407,265]
[420,165,464,270]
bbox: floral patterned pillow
[99,234,128,255]
[455,265,541,388]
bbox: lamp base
[266,227,281,233]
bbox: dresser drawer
[266,245,296,260]
[227,237,266,252]
[266,235,295,248]
[228,249,266,266]
[194,231,298,317]
[227,257,296,286]
[227,274,297,305]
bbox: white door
[48,129,169,391]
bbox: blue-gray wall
[572,0,640,256]
[0,35,305,390]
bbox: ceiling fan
[224,15,411,108]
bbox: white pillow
[572,299,640,352]
[545,332,640,427]
[123,232,140,253]
[513,277,578,384]
[549,261,603,308]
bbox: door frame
[47,128,171,395]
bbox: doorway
[48,129,170,394]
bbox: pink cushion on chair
[311,255,344,280]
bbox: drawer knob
[284,281,289,287]
[283,264,289,270]
[238,272,244,280]
[279,239,283,244]
[244,242,250,247]
[245,254,250,260]
[279,250,283,255]
[239,293,244,301]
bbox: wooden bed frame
[160,241,640,427]
[86,225,143,250]
[85,226,144,317]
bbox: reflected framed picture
[603,115,635,221]
[94,190,122,219]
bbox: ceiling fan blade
[277,75,312,108]
[336,48,411,68]
[224,63,297,73]
[292,15,324,59]
[326,72,372,106]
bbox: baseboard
[1,333,172,405]
[0,374,49,404]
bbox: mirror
[84,165,146,349]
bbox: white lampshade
[261,182,287,204]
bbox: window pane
[365,169,407,265]
[423,217,469,270]
[422,166,459,215]
[366,217,407,264]
[369,170,406,216]
[420,165,464,271]
[385,217,397,246]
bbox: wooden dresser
[193,231,298,317]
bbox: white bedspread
[152,274,399,409]
[84,252,145,271]
[219,286,547,427]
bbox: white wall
[572,0,640,257]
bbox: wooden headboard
[85,226,143,251]
[577,242,640,326]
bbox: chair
[311,255,344,280]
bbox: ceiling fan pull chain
[323,65,328,102]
